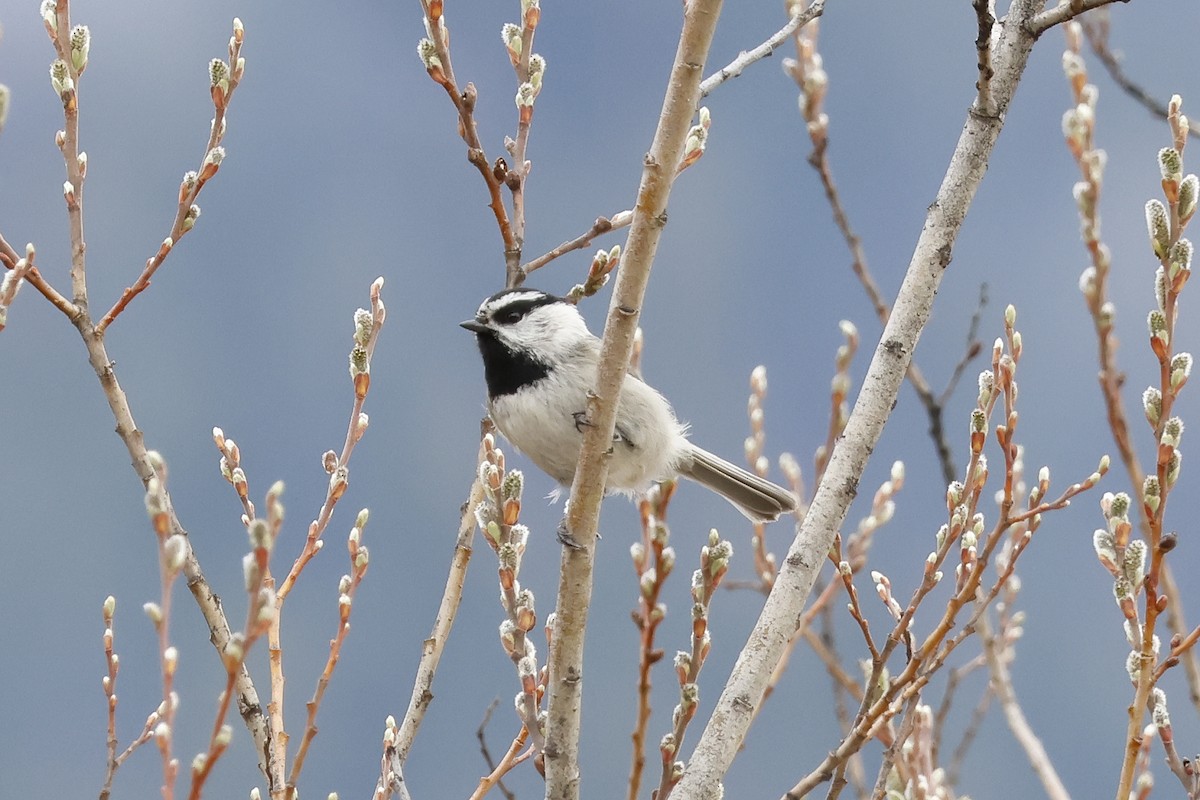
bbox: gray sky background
[4,1,1200,798]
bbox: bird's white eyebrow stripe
[480,290,558,319]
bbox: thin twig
[374,717,413,800]
[784,5,972,486]
[393,462,480,765]
[1028,0,1131,37]
[696,0,824,99]
[0,232,78,320]
[503,1,542,286]
[545,2,726,797]
[44,0,87,309]
[979,614,1070,800]
[628,485,675,800]
[98,20,245,331]
[39,5,277,786]
[263,279,385,798]
[470,730,534,800]
[973,0,996,114]
[475,700,517,800]
[655,530,734,800]
[1080,14,1200,141]
[285,516,370,793]
[937,284,988,406]
[520,210,633,280]
[472,435,547,753]
[417,1,518,281]
[674,12,1087,786]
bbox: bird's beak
[460,319,489,334]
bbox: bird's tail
[676,444,797,522]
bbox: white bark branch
[542,1,726,797]
[672,2,1048,797]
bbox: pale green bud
[1146,200,1171,258]
[1159,147,1183,183]
[70,25,91,73]
[1143,387,1162,428]
[1179,174,1198,222]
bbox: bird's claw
[572,411,594,433]
[556,518,586,550]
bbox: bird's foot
[556,518,586,550]
[571,410,594,433]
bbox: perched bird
[461,288,797,531]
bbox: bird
[461,287,797,534]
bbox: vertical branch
[502,0,544,285]
[43,0,88,308]
[973,0,996,115]
[671,3,1047,796]
[393,469,481,765]
[543,1,725,797]
[417,1,518,276]
[0,232,77,320]
[98,20,245,331]
[783,2,968,486]
[628,484,676,800]
[1114,97,1196,800]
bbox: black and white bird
[461,288,797,524]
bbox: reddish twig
[0,242,33,332]
[469,727,533,800]
[1063,22,1200,726]
[520,210,633,280]
[1079,13,1198,140]
[473,434,547,752]
[655,529,734,800]
[0,232,78,321]
[37,6,276,785]
[417,0,518,284]
[628,484,675,800]
[285,511,371,793]
[783,4,978,486]
[98,19,245,331]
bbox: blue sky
[3,1,1200,798]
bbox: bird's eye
[497,308,523,324]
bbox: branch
[417,1,518,280]
[979,614,1070,800]
[696,0,824,99]
[973,0,996,115]
[520,210,633,279]
[1080,13,1200,141]
[672,3,1049,797]
[285,513,371,792]
[628,485,675,800]
[543,1,726,797]
[393,464,480,765]
[0,234,78,322]
[503,2,544,285]
[0,244,32,332]
[97,19,245,331]
[1028,0,1131,37]
[784,7,971,487]
[41,6,275,781]
[469,727,533,800]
